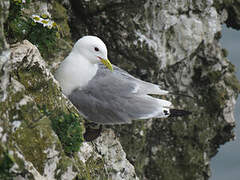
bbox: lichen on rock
[0,0,10,52]
[68,0,240,179]
[0,39,138,179]
[0,40,82,179]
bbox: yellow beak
[100,58,113,72]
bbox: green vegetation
[0,148,15,180]
[14,55,85,155]
[5,0,60,59]
[51,111,84,154]
[192,66,229,116]
[224,75,240,92]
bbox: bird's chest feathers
[71,59,97,87]
[58,55,98,95]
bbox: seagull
[55,36,191,125]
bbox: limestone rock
[0,40,138,180]
[0,0,10,52]
[69,0,240,179]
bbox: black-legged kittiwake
[55,36,191,124]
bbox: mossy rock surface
[0,40,138,180]
[68,0,240,179]
[0,40,85,178]
[4,0,72,66]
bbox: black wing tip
[169,109,192,117]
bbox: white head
[55,36,113,95]
[72,36,113,71]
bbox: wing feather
[68,64,172,124]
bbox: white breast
[55,52,98,96]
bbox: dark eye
[94,47,99,52]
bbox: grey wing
[97,64,169,95]
[69,89,167,124]
[68,64,172,124]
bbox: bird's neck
[55,52,98,96]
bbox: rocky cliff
[0,0,240,180]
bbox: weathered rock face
[214,0,240,30]
[1,0,240,180]
[69,0,240,179]
[0,40,138,180]
[0,0,10,52]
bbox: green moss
[84,156,106,179]
[50,111,84,154]
[5,0,60,59]
[151,145,205,180]
[222,48,228,57]
[224,75,240,93]
[51,1,71,39]
[55,156,75,179]
[0,76,64,174]
[4,0,73,63]
[228,61,236,73]
[113,121,148,177]
[14,58,85,155]
[56,148,107,179]
[7,16,31,40]
[204,86,228,115]
[142,115,212,180]
[28,23,59,60]
[74,154,107,180]
[206,70,222,83]
[192,67,228,115]
[0,146,15,180]
[12,118,53,174]
[0,47,86,178]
